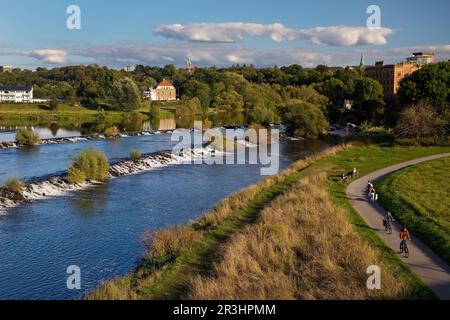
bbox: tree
[176,97,202,118]
[280,100,328,138]
[112,77,142,111]
[396,102,445,138]
[213,90,244,112]
[183,80,211,113]
[243,84,281,125]
[149,103,161,130]
[49,98,59,111]
[349,77,385,124]
[398,62,450,110]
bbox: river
[0,128,329,300]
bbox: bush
[49,99,59,111]
[130,150,142,160]
[4,177,23,193]
[353,124,395,145]
[104,126,120,138]
[395,136,450,147]
[67,166,87,184]
[396,102,445,138]
[68,149,110,183]
[15,128,40,146]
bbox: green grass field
[377,157,450,264]
[88,144,450,300]
[0,103,151,126]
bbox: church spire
[359,53,365,73]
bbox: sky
[0,0,449,69]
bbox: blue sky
[1,0,449,68]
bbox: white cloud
[20,49,67,64]
[154,23,394,46]
[155,23,296,43]
[297,26,393,46]
[5,43,449,69]
[71,43,333,68]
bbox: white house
[0,86,33,103]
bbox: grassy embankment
[377,157,450,264]
[0,103,124,126]
[87,144,450,300]
[0,103,185,127]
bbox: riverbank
[87,144,450,300]
[377,157,450,265]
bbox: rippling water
[0,136,329,300]
[0,134,177,185]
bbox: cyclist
[383,211,395,231]
[399,227,411,252]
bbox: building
[406,52,435,66]
[143,79,177,102]
[363,52,437,101]
[186,58,197,74]
[343,99,353,110]
[124,65,136,72]
[0,86,33,103]
[365,60,420,101]
[0,66,13,73]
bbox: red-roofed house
[144,79,177,102]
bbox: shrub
[69,149,110,182]
[395,136,450,147]
[353,124,395,145]
[49,99,59,111]
[104,126,120,138]
[67,166,87,184]
[4,177,23,193]
[15,128,40,146]
[130,150,142,160]
[396,102,445,138]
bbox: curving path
[346,153,450,300]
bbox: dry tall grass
[188,173,412,300]
[87,144,357,299]
[196,143,355,230]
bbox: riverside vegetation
[67,149,110,184]
[15,128,40,146]
[87,143,450,300]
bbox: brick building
[365,60,420,101]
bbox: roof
[157,79,174,87]
[0,85,33,91]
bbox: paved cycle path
[346,153,450,299]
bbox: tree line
[1,62,449,139]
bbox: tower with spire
[186,57,197,74]
[359,53,365,74]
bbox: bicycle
[384,219,392,234]
[400,240,410,258]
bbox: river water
[0,131,329,300]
